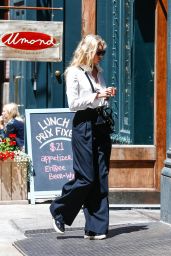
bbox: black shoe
[53,218,65,234]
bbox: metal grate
[14,222,171,256]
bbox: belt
[73,107,103,125]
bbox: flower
[0,135,18,160]
[0,151,15,160]
[14,150,32,181]
[10,140,16,146]
[0,134,30,163]
[9,133,17,139]
[14,150,31,163]
[0,133,32,179]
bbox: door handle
[55,70,61,78]
[55,70,62,84]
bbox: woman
[2,103,24,150]
[50,34,116,240]
[0,115,5,138]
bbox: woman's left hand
[107,87,117,96]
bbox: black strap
[79,67,96,93]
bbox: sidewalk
[0,203,163,256]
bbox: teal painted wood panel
[133,0,155,145]
[97,0,155,145]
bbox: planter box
[0,160,27,201]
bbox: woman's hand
[96,87,117,99]
[108,87,117,96]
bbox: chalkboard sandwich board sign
[25,108,74,204]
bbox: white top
[66,66,108,111]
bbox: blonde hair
[65,34,106,74]
[3,103,22,121]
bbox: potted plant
[0,134,31,201]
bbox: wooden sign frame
[25,108,74,204]
[0,20,63,62]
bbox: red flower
[9,134,16,138]
[9,152,15,159]
[10,141,16,146]
[0,151,15,160]
[0,134,18,161]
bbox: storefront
[0,0,168,203]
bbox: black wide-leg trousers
[50,109,111,234]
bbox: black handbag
[80,67,115,134]
[96,106,115,133]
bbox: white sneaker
[84,231,106,240]
[84,234,92,239]
[91,234,106,240]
